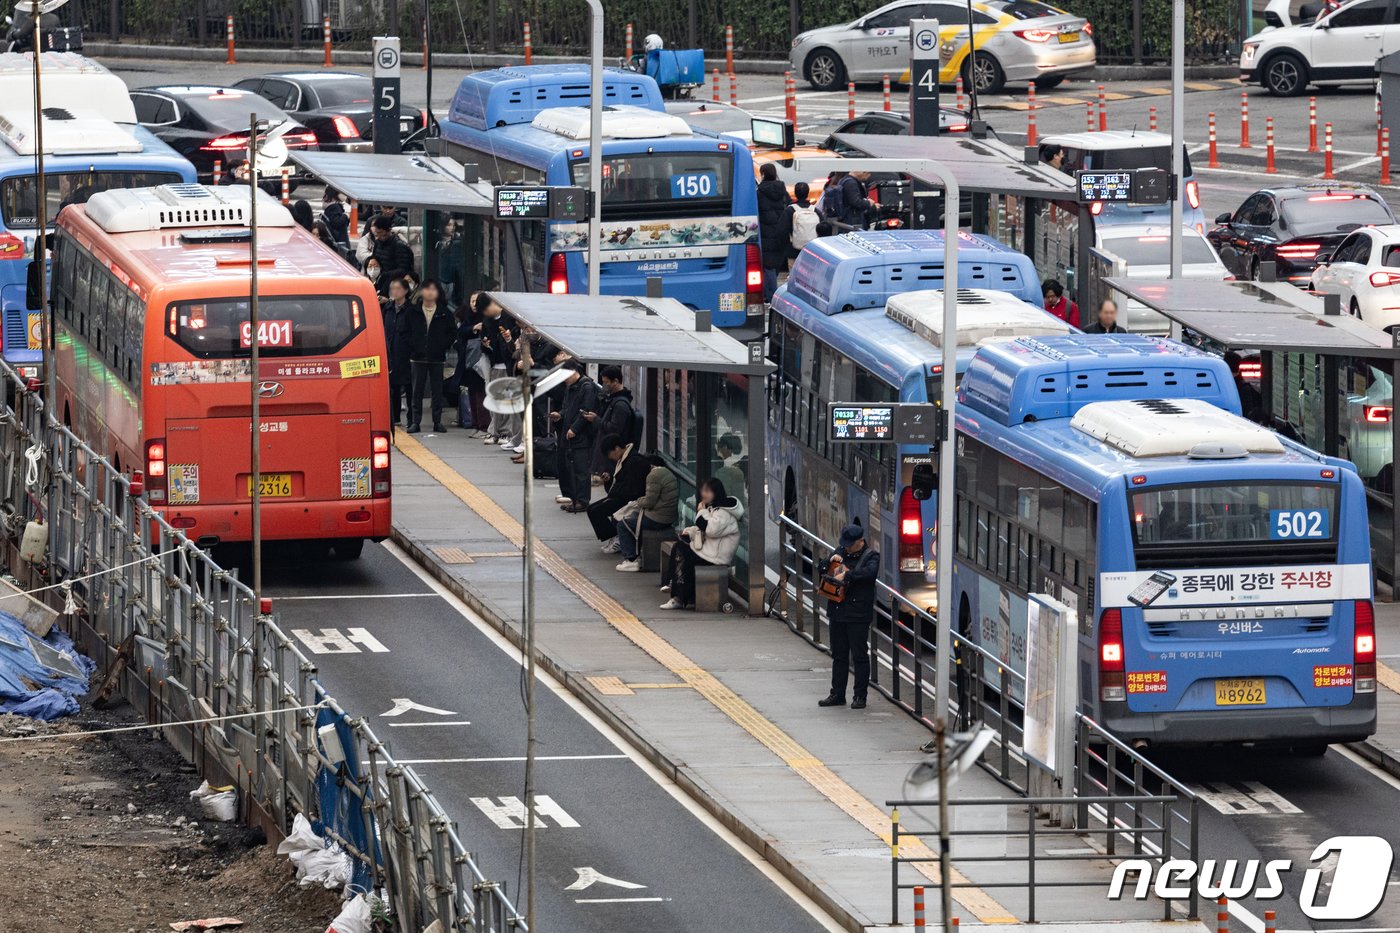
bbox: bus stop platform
[387,426,1199,931]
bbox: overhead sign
[494,185,590,221]
[1075,168,1172,205]
[828,402,939,445]
[907,18,942,138]
[372,36,402,155]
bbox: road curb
[1348,738,1400,779]
[389,523,868,933]
[86,39,1238,81]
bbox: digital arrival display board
[829,404,897,443]
[494,186,552,220]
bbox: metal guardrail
[774,514,1201,921]
[0,368,525,931]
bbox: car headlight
[792,34,807,49]
[1241,42,1258,63]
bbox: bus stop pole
[1169,0,1184,279]
[247,115,263,602]
[585,0,603,297]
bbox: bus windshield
[2,170,185,228]
[570,151,733,218]
[167,296,366,358]
[1132,482,1338,549]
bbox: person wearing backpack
[586,365,636,479]
[788,181,819,258]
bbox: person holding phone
[819,523,881,710]
[659,478,743,610]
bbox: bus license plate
[248,473,292,497]
[1215,678,1266,706]
[1058,30,1079,42]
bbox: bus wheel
[333,538,365,560]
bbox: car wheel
[1351,298,1361,318]
[1033,74,1065,90]
[1248,257,1260,281]
[964,54,1005,95]
[805,49,845,91]
[1262,52,1308,97]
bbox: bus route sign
[828,402,938,445]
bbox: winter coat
[1083,320,1126,334]
[637,464,679,525]
[757,177,793,269]
[555,375,601,449]
[383,300,414,385]
[604,444,650,503]
[1045,296,1080,328]
[320,200,350,247]
[590,387,636,473]
[362,232,414,279]
[682,496,744,566]
[479,313,518,369]
[825,544,881,624]
[402,304,456,364]
[834,174,871,227]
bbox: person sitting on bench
[613,454,679,572]
[660,478,743,610]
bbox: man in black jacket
[368,215,415,276]
[587,366,636,476]
[819,523,882,710]
[586,434,649,545]
[382,276,415,425]
[550,362,600,511]
[402,279,455,433]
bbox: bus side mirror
[24,260,41,311]
[911,462,935,500]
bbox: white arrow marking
[565,867,646,892]
[381,698,456,718]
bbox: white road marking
[387,720,472,728]
[274,592,435,600]
[1189,780,1301,815]
[1335,744,1400,793]
[291,627,389,654]
[382,540,848,933]
[470,794,580,829]
[381,697,456,717]
[574,897,667,904]
[566,867,646,891]
[400,754,627,763]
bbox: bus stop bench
[659,540,735,613]
[639,526,671,573]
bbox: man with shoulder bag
[818,523,881,710]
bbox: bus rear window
[1132,482,1338,549]
[570,152,733,217]
[167,296,365,358]
[2,170,185,228]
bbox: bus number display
[240,320,294,349]
[1269,509,1329,539]
[670,172,716,199]
[1076,170,1133,203]
[495,186,551,219]
[829,404,895,442]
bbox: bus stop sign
[908,19,942,138]
[372,37,402,156]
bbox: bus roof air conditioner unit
[885,288,1076,348]
[0,109,143,156]
[532,104,692,140]
[1071,398,1285,457]
[84,184,296,233]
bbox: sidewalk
[388,428,1202,932]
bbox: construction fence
[0,365,526,932]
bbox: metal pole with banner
[1022,593,1077,825]
[372,36,402,156]
[908,19,941,137]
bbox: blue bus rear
[442,66,762,327]
[0,120,194,377]
[955,335,1375,747]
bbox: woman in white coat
[660,478,743,609]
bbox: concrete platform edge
[390,523,868,933]
[1348,737,1400,779]
[84,40,1237,80]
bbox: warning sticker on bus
[339,356,381,379]
[1125,671,1167,694]
[168,464,200,505]
[341,458,371,498]
[1314,665,1353,688]
[27,312,41,350]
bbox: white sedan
[1096,225,1232,334]
[1343,365,1392,486]
[1309,225,1400,333]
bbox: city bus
[767,260,1076,609]
[953,335,1374,749]
[51,183,390,557]
[440,65,762,327]
[0,52,196,379]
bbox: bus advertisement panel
[52,184,390,557]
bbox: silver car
[790,0,1095,93]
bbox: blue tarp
[0,609,93,720]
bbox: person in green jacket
[614,454,679,572]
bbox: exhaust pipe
[1132,738,1149,750]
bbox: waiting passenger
[1083,298,1127,334]
[660,478,743,610]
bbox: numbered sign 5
[241,319,294,348]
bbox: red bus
[51,183,391,557]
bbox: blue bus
[953,335,1375,749]
[440,65,762,327]
[0,53,195,378]
[766,267,1076,610]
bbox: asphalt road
[247,540,839,933]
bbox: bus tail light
[0,232,24,259]
[745,243,763,303]
[547,253,569,295]
[145,438,167,503]
[1355,599,1376,693]
[898,486,923,573]
[371,431,391,498]
[1099,608,1126,701]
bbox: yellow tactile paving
[1139,87,1173,95]
[433,546,473,564]
[1100,91,1132,101]
[1185,81,1221,91]
[1378,661,1400,695]
[587,675,635,696]
[396,435,1017,922]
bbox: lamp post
[246,115,265,602]
[584,0,602,296]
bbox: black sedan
[232,72,426,151]
[1207,183,1396,286]
[822,109,976,151]
[130,86,319,185]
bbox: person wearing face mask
[363,258,386,299]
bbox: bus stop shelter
[1107,275,1400,589]
[486,292,774,615]
[827,132,1088,297]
